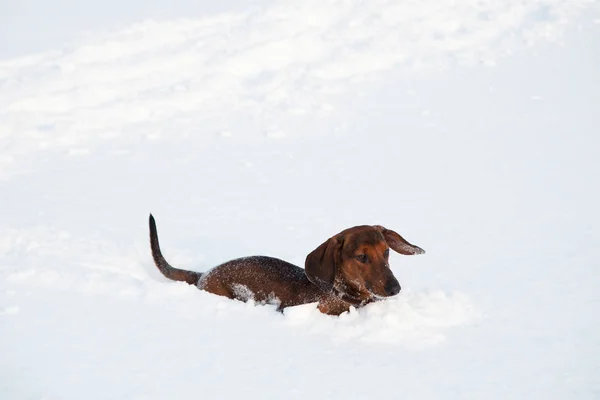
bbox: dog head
[305,225,424,305]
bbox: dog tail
[149,214,202,286]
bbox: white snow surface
[1,0,600,399]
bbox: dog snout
[384,279,401,296]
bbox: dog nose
[384,280,401,296]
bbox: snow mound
[285,290,474,346]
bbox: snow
[1,0,600,399]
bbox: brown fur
[149,214,424,315]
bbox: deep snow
[1,1,599,399]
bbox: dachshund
[149,214,424,315]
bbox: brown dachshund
[149,214,424,315]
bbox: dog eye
[384,249,390,258]
[356,254,369,263]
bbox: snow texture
[1,0,599,399]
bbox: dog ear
[305,236,343,291]
[375,226,425,255]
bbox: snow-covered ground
[1,1,599,398]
